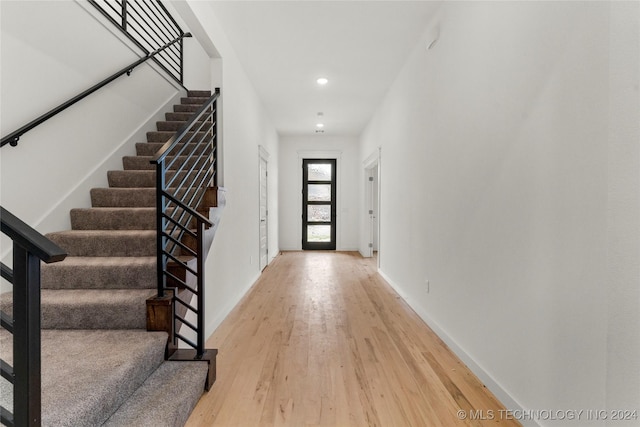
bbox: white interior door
[259,157,268,271]
[364,165,379,257]
[372,164,379,252]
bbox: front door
[302,159,336,250]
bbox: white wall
[605,2,640,421]
[172,1,280,337]
[360,2,639,425]
[279,136,359,251]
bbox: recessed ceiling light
[316,77,328,85]
[316,123,324,128]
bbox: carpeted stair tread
[187,90,211,97]
[157,121,187,131]
[165,112,210,122]
[156,117,212,130]
[123,155,195,171]
[146,130,208,143]
[0,329,167,427]
[107,169,200,188]
[46,230,156,256]
[136,142,209,157]
[103,361,208,427]
[41,256,156,289]
[136,142,165,156]
[180,97,208,105]
[123,155,158,170]
[71,207,156,230]
[107,170,158,188]
[165,112,190,121]
[174,104,201,113]
[0,289,155,329]
[0,375,10,422]
[91,187,157,207]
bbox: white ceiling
[207,1,441,137]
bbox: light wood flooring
[186,251,521,427]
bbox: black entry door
[302,159,336,250]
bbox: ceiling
[207,1,441,137]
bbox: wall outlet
[425,279,430,293]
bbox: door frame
[363,147,381,268]
[297,150,343,250]
[258,145,270,270]
[302,158,337,250]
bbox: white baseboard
[358,249,370,258]
[377,269,539,427]
[205,272,261,339]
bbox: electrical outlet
[425,279,430,293]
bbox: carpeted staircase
[0,90,217,427]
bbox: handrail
[0,33,191,149]
[1,206,67,426]
[153,88,219,359]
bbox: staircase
[0,90,218,427]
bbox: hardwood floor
[186,251,521,427]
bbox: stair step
[157,121,186,131]
[107,170,158,188]
[136,142,209,157]
[181,96,208,105]
[71,207,156,230]
[90,187,195,208]
[91,187,156,207]
[174,104,201,113]
[166,112,212,122]
[165,112,190,122]
[146,130,209,143]
[156,118,212,131]
[136,142,164,156]
[0,289,155,329]
[124,155,155,170]
[0,329,166,426]
[123,155,195,171]
[107,170,201,188]
[41,256,156,289]
[187,90,212,97]
[102,361,208,427]
[46,230,156,256]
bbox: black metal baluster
[180,36,184,84]
[156,161,167,299]
[12,244,42,427]
[121,0,128,31]
[196,219,205,358]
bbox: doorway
[363,148,380,265]
[259,148,269,271]
[302,159,337,250]
[369,165,379,257]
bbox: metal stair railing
[152,88,220,363]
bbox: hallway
[186,252,520,426]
